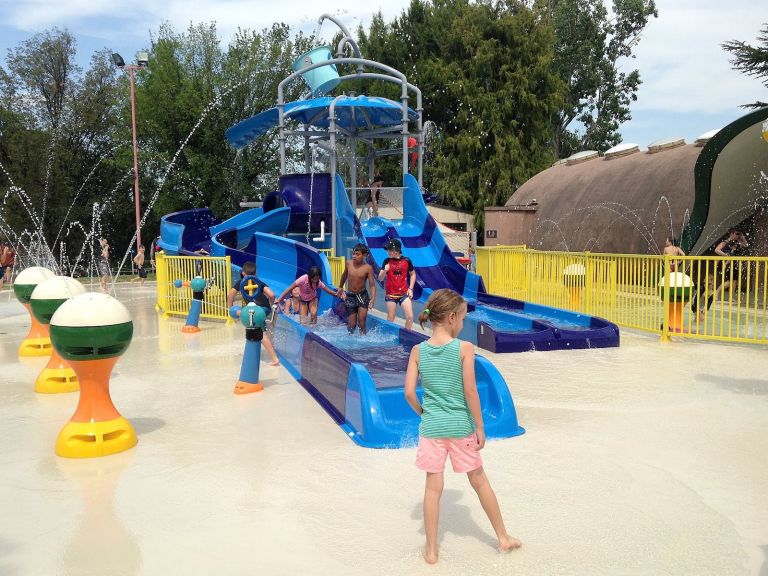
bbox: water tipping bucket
[291,46,340,96]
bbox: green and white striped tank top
[418,338,475,438]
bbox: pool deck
[2,282,767,575]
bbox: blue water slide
[272,312,524,448]
[158,208,220,255]
[160,203,524,446]
[360,174,619,352]
[209,207,291,256]
[216,230,525,447]
[334,175,368,257]
[210,207,290,250]
[160,206,291,256]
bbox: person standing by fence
[690,229,749,318]
[663,237,686,272]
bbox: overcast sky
[0,0,765,149]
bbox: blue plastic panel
[358,174,620,353]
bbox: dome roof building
[484,108,768,256]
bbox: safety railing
[155,252,233,323]
[318,249,345,286]
[671,256,768,343]
[477,247,768,345]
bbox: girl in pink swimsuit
[276,266,340,325]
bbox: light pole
[112,51,148,251]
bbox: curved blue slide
[358,174,620,352]
[158,206,290,256]
[159,203,524,448]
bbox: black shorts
[138,267,147,278]
[385,293,409,305]
[344,289,370,311]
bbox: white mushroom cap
[51,292,131,328]
[15,266,55,286]
[30,276,87,300]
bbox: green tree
[358,0,563,226]
[220,24,313,207]
[722,23,768,109]
[134,21,312,227]
[0,29,131,266]
[548,0,657,157]
[6,28,79,129]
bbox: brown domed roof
[505,144,701,254]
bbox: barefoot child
[275,265,339,325]
[133,244,147,286]
[281,286,301,315]
[377,238,416,330]
[98,238,110,292]
[227,261,280,366]
[338,243,376,334]
[404,288,522,564]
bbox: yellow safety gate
[155,252,234,324]
[477,247,768,345]
[319,249,345,286]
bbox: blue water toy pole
[230,275,268,395]
[230,302,267,395]
[173,276,207,333]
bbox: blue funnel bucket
[292,46,340,96]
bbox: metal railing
[476,247,768,345]
[318,250,345,286]
[155,253,233,323]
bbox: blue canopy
[226,95,419,149]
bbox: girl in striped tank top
[405,288,522,564]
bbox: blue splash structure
[157,16,609,445]
[160,223,524,447]
[354,173,620,352]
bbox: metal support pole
[128,66,142,251]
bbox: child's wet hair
[352,243,369,255]
[308,265,321,280]
[241,261,256,275]
[418,288,466,328]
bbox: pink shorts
[415,434,483,473]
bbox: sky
[0,0,765,150]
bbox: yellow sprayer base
[19,337,52,357]
[234,381,264,395]
[55,417,137,459]
[568,287,582,309]
[35,366,79,394]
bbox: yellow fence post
[659,256,670,342]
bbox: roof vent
[647,137,685,153]
[604,143,639,159]
[552,158,568,167]
[565,150,599,166]
[694,129,720,146]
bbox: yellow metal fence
[318,249,345,286]
[328,257,346,287]
[155,253,233,323]
[477,247,768,345]
[155,251,345,323]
